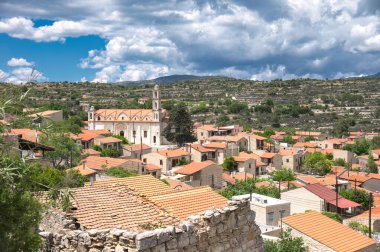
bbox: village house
[238,132,267,151]
[69,163,97,184]
[321,138,347,150]
[39,175,264,251]
[81,156,145,175]
[282,212,376,252]
[232,156,257,175]
[93,136,122,150]
[122,143,152,159]
[81,148,101,157]
[207,135,247,153]
[278,149,305,172]
[281,183,360,215]
[87,85,169,146]
[142,148,191,175]
[343,206,380,233]
[183,143,217,163]
[202,141,231,164]
[295,131,328,141]
[72,129,110,149]
[28,110,63,125]
[233,193,291,227]
[172,160,223,188]
[237,151,268,175]
[250,150,283,171]
[196,124,243,143]
[296,174,351,192]
[371,149,380,160]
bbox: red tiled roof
[82,156,128,170]
[293,142,318,148]
[164,178,193,190]
[304,183,360,208]
[96,136,122,144]
[283,212,376,252]
[157,149,190,157]
[191,144,216,153]
[278,149,298,156]
[10,128,41,142]
[232,172,254,181]
[69,165,97,176]
[222,173,236,184]
[238,152,266,166]
[145,163,160,171]
[123,143,151,151]
[175,160,217,175]
[203,142,226,149]
[260,152,278,158]
[197,124,218,131]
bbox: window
[266,212,274,224]
[160,159,163,165]
[153,136,157,143]
[97,116,101,120]
[286,159,289,163]
[119,131,124,137]
[133,130,136,136]
[121,117,124,120]
[249,163,251,169]
[144,131,147,138]
[201,132,204,136]
[89,113,93,119]
[279,210,286,218]
[143,158,147,163]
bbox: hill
[2,76,380,132]
[116,74,227,86]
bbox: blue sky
[0,0,380,83]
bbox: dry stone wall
[40,199,264,252]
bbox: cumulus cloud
[0,0,380,81]
[7,57,33,67]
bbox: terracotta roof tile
[10,128,41,142]
[293,142,318,148]
[164,178,193,190]
[82,148,101,156]
[86,175,174,197]
[238,152,266,166]
[157,149,190,158]
[222,173,236,184]
[208,135,244,142]
[175,160,217,175]
[70,184,179,230]
[149,186,228,220]
[203,142,226,149]
[260,152,278,158]
[145,163,161,171]
[197,124,218,131]
[232,172,254,181]
[283,212,376,252]
[191,144,216,153]
[123,143,151,151]
[82,156,128,170]
[95,136,122,144]
[278,149,298,156]
[69,165,97,176]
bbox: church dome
[154,84,160,90]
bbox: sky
[0,0,380,83]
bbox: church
[87,85,168,146]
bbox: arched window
[153,136,156,143]
[89,113,93,120]
[97,116,101,120]
[119,131,124,137]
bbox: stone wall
[40,199,264,252]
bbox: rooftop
[123,143,151,151]
[283,212,376,252]
[203,142,227,149]
[82,156,128,170]
[174,160,217,175]
[95,136,122,144]
[157,149,190,157]
[10,128,41,142]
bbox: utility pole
[369,192,373,238]
[278,180,281,199]
[336,175,339,214]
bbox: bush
[340,189,373,210]
[105,167,138,178]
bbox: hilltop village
[1,83,380,252]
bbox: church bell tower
[152,84,161,122]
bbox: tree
[100,147,121,157]
[0,156,42,252]
[219,178,280,199]
[105,167,138,178]
[344,139,370,156]
[222,157,237,172]
[348,221,369,235]
[334,117,356,137]
[264,228,306,252]
[367,153,378,174]
[270,168,296,190]
[163,104,196,146]
[302,152,332,175]
[40,134,82,168]
[340,189,373,210]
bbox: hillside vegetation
[1,76,380,133]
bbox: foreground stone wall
[40,200,264,252]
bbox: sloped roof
[283,212,376,252]
[293,142,319,148]
[83,156,128,170]
[85,175,174,197]
[191,143,216,153]
[163,178,193,190]
[260,152,278,158]
[149,186,228,220]
[208,135,244,142]
[70,184,179,230]
[145,163,160,171]
[82,148,101,156]
[238,152,266,166]
[175,160,217,175]
[197,124,218,131]
[278,149,298,156]
[304,183,360,208]
[157,149,190,157]
[69,165,97,176]
[95,136,122,144]
[222,173,236,184]
[123,143,151,151]
[203,142,226,149]
[10,128,41,142]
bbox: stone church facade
[87,85,168,146]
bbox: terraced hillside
[1,76,380,132]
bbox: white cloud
[7,57,33,67]
[1,67,46,84]
[0,0,380,80]
[250,65,323,81]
